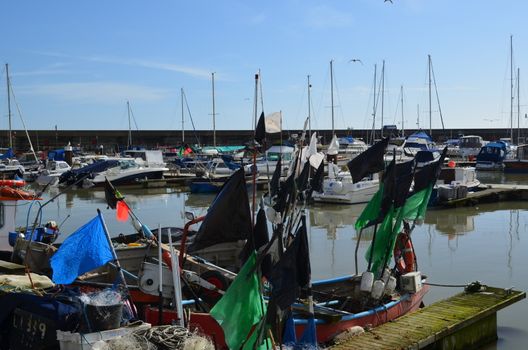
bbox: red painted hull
[188,285,429,348]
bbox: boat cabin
[265,145,294,161]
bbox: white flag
[265,112,282,133]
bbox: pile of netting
[93,325,214,350]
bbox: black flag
[188,168,252,252]
[411,147,448,195]
[255,112,266,144]
[347,137,389,183]
[269,156,282,199]
[104,178,124,209]
[239,207,272,278]
[268,215,311,310]
[310,160,325,194]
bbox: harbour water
[6,171,527,349]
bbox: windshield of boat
[118,160,139,169]
[460,137,482,148]
[404,141,428,150]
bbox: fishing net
[133,325,213,350]
[92,333,156,350]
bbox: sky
[1,0,527,132]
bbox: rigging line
[430,60,445,130]
[332,69,349,131]
[315,67,330,134]
[8,81,38,161]
[129,103,140,131]
[182,90,201,148]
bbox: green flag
[364,205,403,275]
[210,251,266,350]
[355,183,384,231]
[402,186,433,222]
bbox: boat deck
[331,286,525,350]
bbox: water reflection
[309,203,365,239]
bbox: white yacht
[87,159,168,187]
[36,161,71,186]
[312,163,379,204]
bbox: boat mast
[181,88,185,143]
[371,64,377,144]
[330,60,335,135]
[510,35,514,142]
[428,55,432,136]
[253,73,259,137]
[307,75,312,136]
[381,60,385,138]
[5,64,12,149]
[517,67,520,143]
[127,100,132,149]
[211,72,216,148]
[401,85,404,136]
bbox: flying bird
[385,0,393,3]
[349,59,363,65]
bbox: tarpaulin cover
[51,215,113,284]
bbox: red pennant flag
[116,201,129,222]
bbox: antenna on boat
[401,85,405,137]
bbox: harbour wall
[2,128,526,153]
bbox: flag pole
[168,228,185,327]
[158,223,164,325]
[97,209,137,318]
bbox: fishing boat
[475,141,508,171]
[503,144,528,173]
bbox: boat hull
[312,180,378,205]
[503,160,528,173]
[91,169,165,186]
[294,284,429,343]
[189,275,430,348]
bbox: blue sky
[1,1,527,131]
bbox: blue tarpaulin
[51,215,113,284]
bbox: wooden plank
[331,287,525,350]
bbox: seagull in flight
[349,59,363,65]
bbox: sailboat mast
[330,60,335,135]
[5,64,12,149]
[127,100,132,148]
[510,35,514,142]
[381,60,385,138]
[307,75,312,136]
[181,88,185,143]
[517,68,520,143]
[371,64,377,143]
[211,72,216,148]
[401,85,405,136]
[428,55,432,136]
[253,73,259,137]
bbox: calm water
[8,171,528,349]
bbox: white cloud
[18,82,170,104]
[31,51,213,79]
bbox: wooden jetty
[437,183,528,208]
[331,286,525,350]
